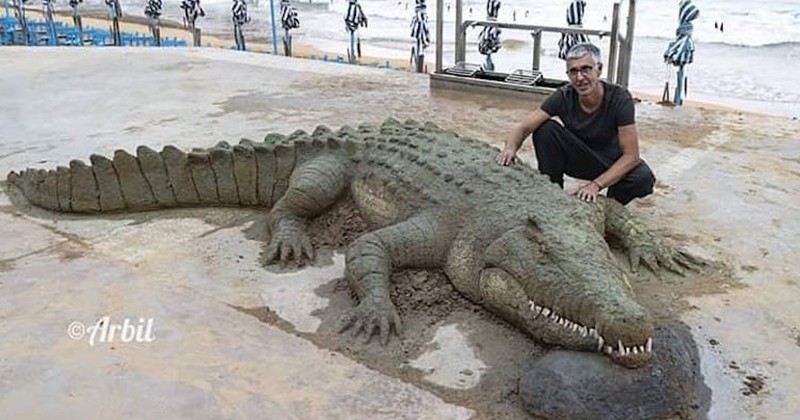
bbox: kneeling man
[496,43,655,205]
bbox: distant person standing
[496,43,655,205]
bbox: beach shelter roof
[664,0,699,66]
[280,0,300,31]
[344,0,368,33]
[477,0,502,56]
[410,0,430,51]
[558,0,591,60]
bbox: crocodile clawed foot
[627,237,705,277]
[264,227,314,266]
[337,300,403,345]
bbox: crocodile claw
[337,300,403,345]
[265,223,314,265]
[627,237,704,277]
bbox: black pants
[532,120,655,205]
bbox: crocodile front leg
[265,154,349,264]
[600,198,703,275]
[338,211,456,344]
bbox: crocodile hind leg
[600,198,704,275]
[338,212,456,345]
[264,154,349,264]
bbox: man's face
[566,54,602,96]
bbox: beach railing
[434,0,637,94]
[457,21,616,83]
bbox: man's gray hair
[565,43,602,64]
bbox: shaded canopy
[558,0,591,60]
[664,0,699,66]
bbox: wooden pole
[607,2,620,83]
[674,65,685,105]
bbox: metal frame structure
[431,0,637,96]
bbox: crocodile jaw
[526,297,654,368]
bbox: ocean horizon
[50,0,800,118]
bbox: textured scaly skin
[6,118,700,368]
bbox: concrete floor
[1,47,799,419]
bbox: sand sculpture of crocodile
[6,118,700,368]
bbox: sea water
[71,0,800,118]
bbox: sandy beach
[1,45,799,419]
[3,2,800,418]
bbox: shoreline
[17,8,789,118]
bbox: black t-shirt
[540,81,635,161]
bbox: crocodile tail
[5,124,359,213]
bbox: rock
[519,322,710,420]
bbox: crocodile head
[484,217,654,368]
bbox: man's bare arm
[496,108,551,165]
[592,124,641,188]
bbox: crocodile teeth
[618,340,625,355]
[633,347,639,354]
[528,301,536,311]
[542,308,551,316]
[604,346,613,354]
[596,336,605,351]
[646,338,653,352]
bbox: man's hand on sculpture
[495,148,518,166]
[576,180,602,202]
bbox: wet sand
[0,47,799,419]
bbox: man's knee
[531,120,562,149]
[531,120,567,187]
[608,161,656,204]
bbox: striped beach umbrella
[558,0,591,60]
[663,0,699,105]
[144,0,163,46]
[477,0,502,70]
[232,0,250,51]
[409,0,430,73]
[344,0,368,63]
[280,0,300,56]
[180,0,205,30]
